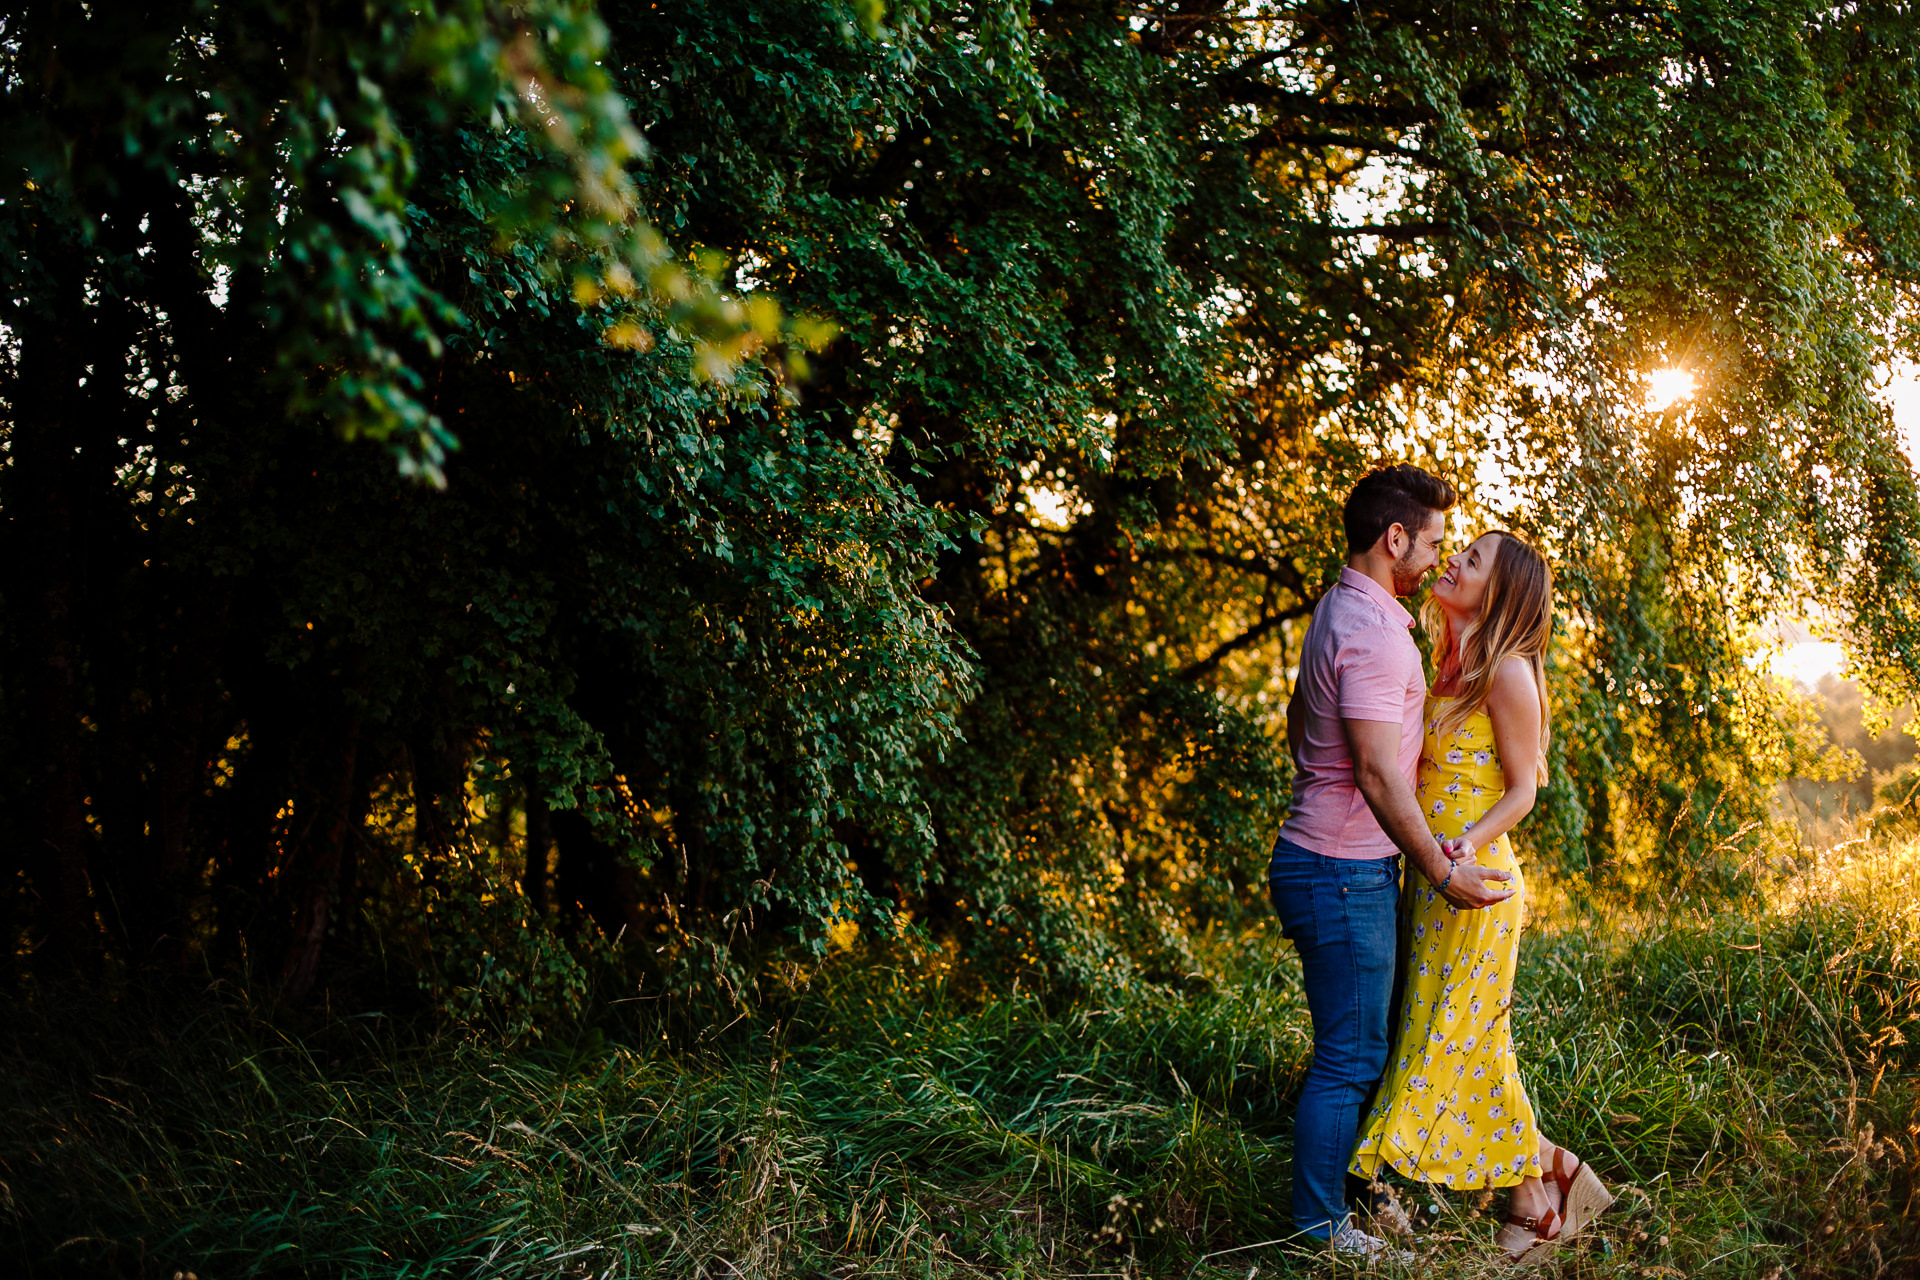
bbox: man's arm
[1345,717,1513,910]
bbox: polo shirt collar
[1338,565,1414,628]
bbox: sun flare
[1645,366,1697,412]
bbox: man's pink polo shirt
[1276,566,1426,860]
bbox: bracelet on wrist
[1437,863,1455,894]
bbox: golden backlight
[1645,366,1697,412]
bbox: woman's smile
[1434,535,1499,614]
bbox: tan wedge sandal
[1498,1148,1616,1267]
[1543,1147,1615,1241]
[1495,1204,1565,1268]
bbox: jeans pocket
[1339,859,1399,895]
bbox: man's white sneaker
[1329,1223,1414,1264]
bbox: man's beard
[1390,545,1428,596]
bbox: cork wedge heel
[1556,1155,1616,1239]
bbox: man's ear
[1381,522,1408,559]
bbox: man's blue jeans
[1268,835,1402,1240]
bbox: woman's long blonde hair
[1421,530,1555,785]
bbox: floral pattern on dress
[1349,696,1543,1191]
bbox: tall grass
[7,831,1918,1279]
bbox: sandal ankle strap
[1505,1207,1564,1240]
[1546,1148,1582,1191]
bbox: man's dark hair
[1343,464,1457,555]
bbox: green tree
[0,0,964,1003]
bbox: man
[1270,464,1515,1258]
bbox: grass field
[7,832,1918,1279]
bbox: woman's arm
[1451,656,1541,858]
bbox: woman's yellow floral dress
[1349,694,1543,1190]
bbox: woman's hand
[1440,832,1478,863]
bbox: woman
[1348,530,1612,1266]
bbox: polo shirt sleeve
[1336,623,1420,722]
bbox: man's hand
[1435,833,1514,908]
[1437,861,1512,910]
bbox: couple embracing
[1272,464,1614,1267]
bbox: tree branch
[1137,0,1232,56]
[1241,126,1540,166]
[1323,220,1455,240]
[1246,129,1431,160]
[1139,545,1310,592]
[1297,215,1520,242]
[1177,601,1314,681]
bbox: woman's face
[1432,533,1501,621]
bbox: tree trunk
[211,703,292,975]
[282,719,364,1001]
[143,604,224,971]
[8,239,97,978]
[552,809,643,940]
[523,787,553,917]
[408,720,471,874]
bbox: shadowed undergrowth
[6,836,1919,1279]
